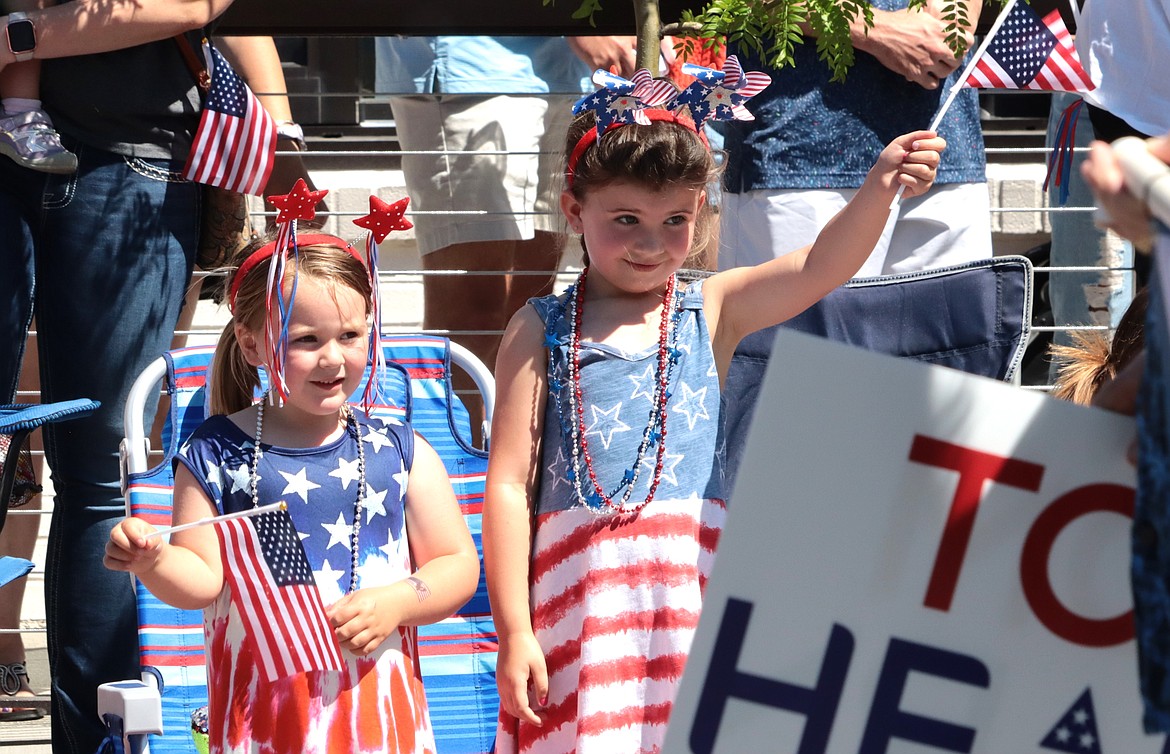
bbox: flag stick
[890,0,1021,209]
[146,501,288,539]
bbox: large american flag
[215,509,346,682]
[183,41,276,195]
[964,1,1093,92]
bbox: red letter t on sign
[909,435,1045,612]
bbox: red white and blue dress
[496,279,728,754]
[176,413,436,754]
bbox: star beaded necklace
[252,393,367,593]
[564,268,682,515]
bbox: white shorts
[390,94,574,255]
[718,182,993,277]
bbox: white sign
[665,331,1165,754]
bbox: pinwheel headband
[240,178,413,409]
[566,109,707,187]
[566,56,772,187]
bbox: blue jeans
[0,140,198,753]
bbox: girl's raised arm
[105,464,227,611]
[483,305,553,726]
[705,131,945,370]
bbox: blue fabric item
[0,556,33,589]
[723,256,1033,492]
[0,399,100,434]
[531,279,727,513]
[722,0,986,192]
[0,139,199,754]
[1133,232,1170,732]
[375,36,592,96]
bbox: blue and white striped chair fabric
[122,335,497,754]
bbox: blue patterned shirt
[722,0,986,192]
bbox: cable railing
[7,91,1139,644]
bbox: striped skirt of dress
[496,494,726,754]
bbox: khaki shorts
[390,94,575,255]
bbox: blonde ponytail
[209,323,261,416]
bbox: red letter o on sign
[1020,484,1135,647]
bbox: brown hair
[1050,286,1147,405]
[564,111,720,268]
[209,231,374,416]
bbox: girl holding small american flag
[105,199,479,754]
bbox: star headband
[235,178,413,409]
[565,108,708,188]
[566,56,770,186]
[571,68,678,141]
[670,55,772,129]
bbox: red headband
[565,109,708,188]
[228,233,364,313]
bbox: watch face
[7,19,34,54]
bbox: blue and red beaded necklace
[562,267,683,515]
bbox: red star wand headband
[353,194,412,407]
[263,178,330,402]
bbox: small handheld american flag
[964,0,1093,92]
[183,40,277,196]
[215,507,345,682]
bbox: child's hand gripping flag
[183,40,277,196]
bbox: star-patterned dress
[496,278,728,754]
[176,412,435,754]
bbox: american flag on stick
[215,508,345,682]
[891,0,1093,210]
[183,41,277,195]
[963,0,1093,92]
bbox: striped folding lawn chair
[113,335,497,754]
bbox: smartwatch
[6,12,35,63]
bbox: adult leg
[0,166,34,404]
[396,93,553,438]
[880,182,993,275]
[718,188,842,490]
[422,240,514,372]
[33,143,198,754]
